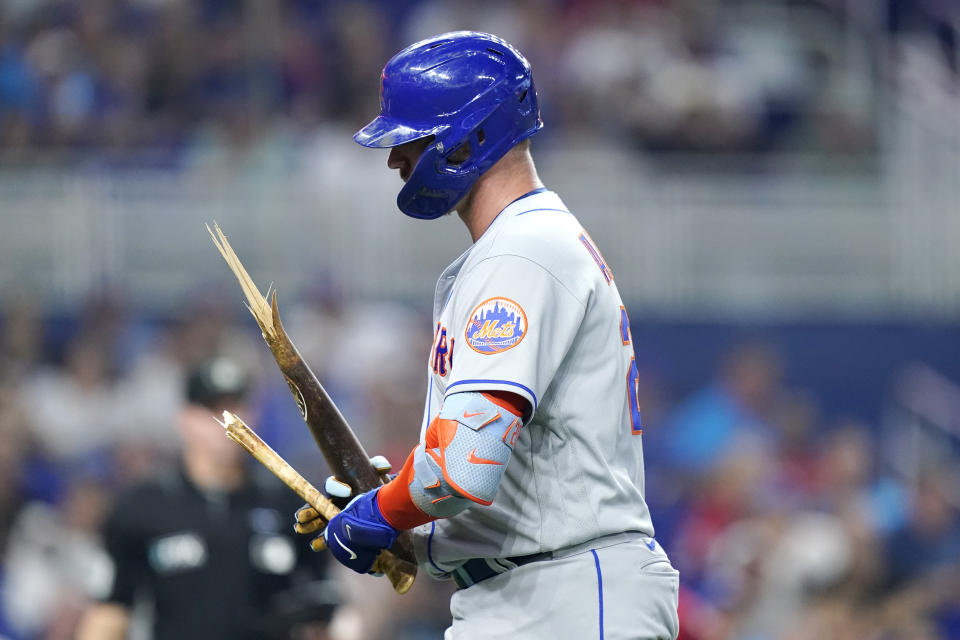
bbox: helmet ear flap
[443,126,488,169]
[396,141,478,219]
[445,141,472,166]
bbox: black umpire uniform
[99,358,338,640]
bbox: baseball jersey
[413,189,654,576]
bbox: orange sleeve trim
[482,391,529,420]
[376,449,436,530]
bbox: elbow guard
[409,392,523,518]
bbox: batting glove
[323,488,398,574]
[294,456,393,552]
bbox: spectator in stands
[18,333,126,461]
[2,463,113,639]
[0,0,884,158]
[663,342,783,473]
[884,471,960,589]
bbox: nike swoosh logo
[645,539,656,551]
[467,448,504,465]
[333,532,358,560]
[463,410,484,419]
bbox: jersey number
[580,234,640,434]
[620,306,642,434]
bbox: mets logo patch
[465,297,527,355]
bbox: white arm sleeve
[408,392,523,518]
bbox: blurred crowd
[0,287,957,639]
[0,0,956,164]
[0,1,959,639]
[643,345,960,640]
[0,288,440,640]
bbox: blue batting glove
[293,456,395,551]
[323,488,398,574]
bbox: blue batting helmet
[354,31,543,220]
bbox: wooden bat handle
[218,412,415,594]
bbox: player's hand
[323,488,399,574]
[293,455,392,552]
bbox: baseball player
[295,31,680,639]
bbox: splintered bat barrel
[208,224,418,589]
[264,297,419,570]
[267,298,385,492]
[218,411,415,594]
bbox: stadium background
[0,0,958,638]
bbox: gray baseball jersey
[412,189,655,574]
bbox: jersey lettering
[619,305,632,345]
[579,231,613,285]
[619,307,642,434]
[627,356,642,434]
[431,323,453,376]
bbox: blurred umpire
[78,356,340,640]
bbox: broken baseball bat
[216,411,414,594]
[208,223,418,591]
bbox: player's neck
[457,150,543,242]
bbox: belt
[452,551,552,589]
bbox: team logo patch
[465,297,527,355]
